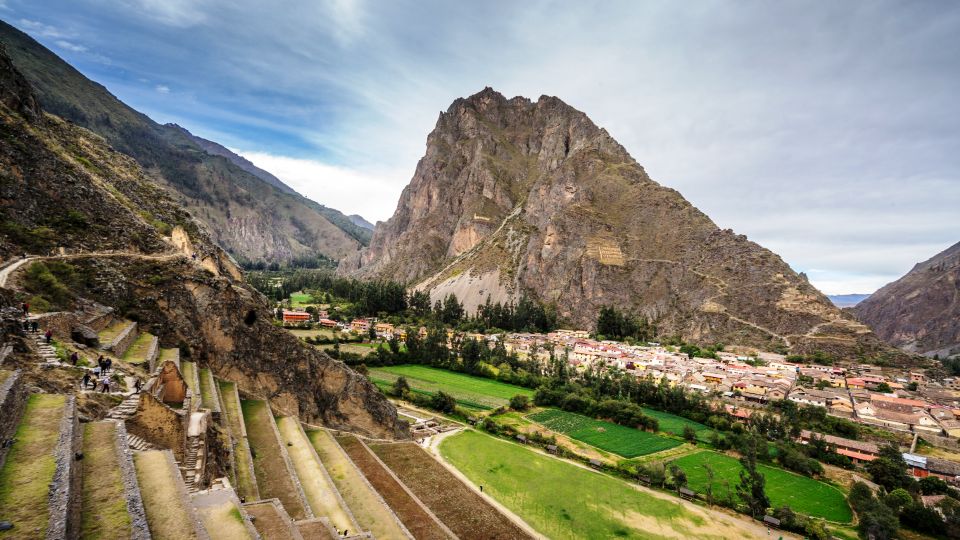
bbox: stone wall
[46,395,80,540]
[0,369,26,470]
[114,422,151,539]
[126,392,186,462]
[144,336,159,372]
[108,322,138,357]
[263,401,313,519]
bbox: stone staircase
[181,434,204,493]
[29,328,61,365]
[127,432,158,452]
[107,392,142,420]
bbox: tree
[736,434,770,517]
[917,475,950,495]
[703,463,715,506]
[430,391,457,414]
[882,488,912,512]
[668,464,687,492]
[867,444,912,492]
[509,394,530,411]
[392,376,410,397]
[682,425,697,443]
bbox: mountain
[0,20,368,265]
[0,44,402,436]
[828,294,871,308]
[343,88,888,357]
[349,214,375,230]
[854,241,960,358]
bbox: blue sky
[4,0,959,294]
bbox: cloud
[234,150,408,222]
[18,18,66,38]
[155,84,170,94]
[54,39,86,52]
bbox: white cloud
[18,18,66,38]
[234,150,407,223]
[54,39,87,52]
[116,0,209,27]
[155,85,170,94]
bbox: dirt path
[0,251,187,289]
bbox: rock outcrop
[345,88,887,357]
[854,241,960,357]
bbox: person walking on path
[104,357,112,375]
[44,329,52,344]
[69,351,79,366]
[97,356,105,375]
[20,302,28,318]
[81,371,90,389]
[134,378,143,394]
[30,320,38,333]
[100,375,110,393]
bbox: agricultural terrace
[639,407,714,441]
[134,450,201,540]
[440,430,771,539]
[529,409,681,458]
[218,380,258,501]
[369,441,531,539]
[241,400,308,519]
[80,422,132,539]
[671,450,852,522]
[336,435,449,540]
[368,364,533,410]
[307,429,410,539]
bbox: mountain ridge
[345,87,892,358]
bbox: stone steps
[126,433,158,452]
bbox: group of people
[81,370,114,393]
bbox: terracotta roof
[800,430,879,455]
[871,394,928,408]
[836,448,878,462]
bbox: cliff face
[0,47,405,438]
[0,20,366,264]
[345,88,885,356]
[854,242,960,357]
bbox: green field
[529,409,681,458]
[440,430,765,539]
[368,364,533,410]
[670,450,851,522]
[289,292,313,307]
[640,407,714,441]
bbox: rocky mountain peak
[0,45,40,121]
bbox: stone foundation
[47,395,80,540]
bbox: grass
[133,451,199,540]
[158,348,179,362]
[529,409,682,458]
[180,361,196,393]
[122,332,156,364]
[217,380,258,501]
[289,292,313,307]
[243,502,295,539]
[307,429,409,540]
[670,450,852,522]
[288,328,335,340]
[368,364,534,410]
[440,430,761,539]
[640,407,714,441]
[0,394,66,538]
[198,368,217,410]
[98,320,133,343]
[80,422,131,539]
[275,418,353,531]
[194,501,251,540]
[336,435,449,540]
[370,441,529,538]
[241,399,307,519]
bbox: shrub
[509,394,530,411]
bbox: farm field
[289,292,313,307]
[241,400,308,520]
[440,430,770,539]
[320,343,374,357]
[336,435,449,540]
[369,441,531,539]
[529,409,681,458]
[671,450,852,522]
[134,450,201,540]
[639,407,714,441]
[218,381,258,501]
[288,328,336,340]
[79,422,131,539]
[307,428,410,539]
[368,364,533,410]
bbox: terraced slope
[217,380,258,500]
[79,422,132,539]
[276,417,354,531]
[198,368,218,410]
[0,393,67,537]
[241,399,308,519]
[308,428,411,539]
[191,489,255,540]
[123,332,157,366]
[133,450,202,540]
[336,435,450,540]
[244,500,300,540]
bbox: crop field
[670,451,852,522]
[370,441,530,539]
[289,292,314,307]
[368,364,533,410]
[440,430,770,539]
[241,400,308,520]
[528,409,681,458]
[335,435,449,540]
[639,407,714,441]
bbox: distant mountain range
[828,294,871,308]
[349,214,375,230]
[0,20,369,264]
[854,241,960,357]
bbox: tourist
[30,320,38,333]
[100,376,110,393]
[104,358,112,375]
[44,329,52,344]
[92,365,101,381]
[81,372,90,389]
[69,351,79,366]
[22,320,29,332]
[21,302,28,317]
[134,378,143,394]
[97,356,106,375]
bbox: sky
[3,1,959,295]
